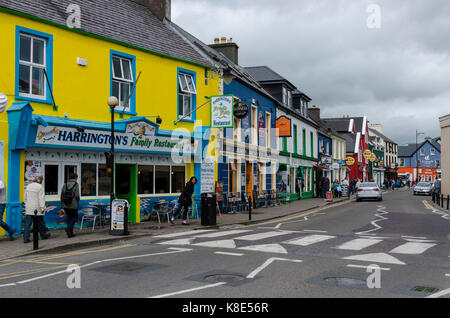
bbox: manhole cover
[324,277,367,287]
[204,274,246,283]
[101,262,149,272]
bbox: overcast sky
[172,0,450,145]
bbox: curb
[428,200,450,215]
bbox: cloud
[172,0,450,144]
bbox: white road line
[149,282,227,298]
[158,238,195,246]
[239,244,288,254]
[214,251,244,257]
[336,238,383,251]
[193,240,236,249]
[0,283,17,288]
[404,239,436,243]
[154,230,216,238]
[426,288,450,298]
[302,229,328,233]
[274,213,326,229]
[247,257,302,279]
[401,235,428,240]
[283,234,336,246]
[389,242,436,255]
[194,230,252,238]
[355,206,388,235]
[343,253,406,265]
[445,274,450,277]
[234,231,294,241]
[346,264,391,271]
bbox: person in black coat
[170,176,197,225]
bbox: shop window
[171,166,186,193]
[155,166,170,194]
[177,69,197,121]
[16,26,53,104]
[81,163,96,196]
[44,165,58,195]
[98,164,111,196]
[138,165,154,195]
[111,50,136,114]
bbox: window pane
[178,94,184,116]
[120,82,130,106]
[185,74,196,94]
[138,165,154,195]
[112,57,122,79]
[171,166,185,193]
[179,74,189,93]
[44,165,59,195]
[98,164,111,195]
[155,166,170,194]
[19,64,30,94]
[33,38,45,65]
[112,81,119,100]
[81,163,97,196]
[20,35,31,62]
[183,95,191,117]
[122,59,132,80]
[31,67,45,96]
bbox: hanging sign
[234,102,249,119]
[276,115,291,137]
[363,149,373,159]
[346,156,355,166]
[211,95,234,128]
[369,153,377,162]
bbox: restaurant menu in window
[24,160,42,189]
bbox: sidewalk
[0,196,352,261]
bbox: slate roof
[341,133,357,154]
[368,128,397,145]
[1,0,213,67]
[245,66,297,89]
[398,139,441,157]
[322,119,350,133]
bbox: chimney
[308,106,321,121]
[134,0,171,21]
[209,37,239,64]
[369,124,383,134]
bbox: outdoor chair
[153,201,171,229]
[80,206,98,230]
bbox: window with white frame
[112,55,134,111]
[265,112,271,148]
[19,33,47,98]
[420,149,425,156]
[430,148,435,156]
[178,72,197,119]
[287,90,292,107]
[282,87,288,105]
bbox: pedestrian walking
[323,177,330,199]
[169,176,197,225]
[60,173,80,238]
[0,180,15,241]
[350,178,356,195]
[23,175,50,243]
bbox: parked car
[413,182,433,196]
[356,182,383,202]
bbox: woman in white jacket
[23,175,50,243]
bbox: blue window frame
[15,26,53,104]
[110,50,136,115]
[177,68,197,122]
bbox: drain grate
[411,286,439,294]
[323,277,367,287]
[204,274,246,283]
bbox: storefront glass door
[116,164,137,223]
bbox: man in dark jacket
[60,173,80,238]
[170,177,197,225]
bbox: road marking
[239,244,288,254]
[193,240,236,249]
[0,283,17,288]
[302,229,328,233]
[274,213,326,229]
[154,230,216,238]
[426,288,450,298]
[343,253,406,265]
[355,206,388,235]
[445,274,450,277]
[247,257,302,279]
[214,251,244,257]
[194,230,252,238]
[283,234,336,246]
[149,282,226,298]
[234,231,294,241]
[403,239,436,243]
[336,238,383,251]
[423,200,450,220]
[389,242,436,255]
[401,235,428,240]
[158,238,195,246]
[0,265,70,281]
[346,264,390,271]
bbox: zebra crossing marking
[336,238,383,251]
[239,244,288,254]
[283,235,336,246]
[194,230,252,238]
[343,253,406,265]
[193,240,236,249]
[154,230,215,239]
[158,238,195,245]
[389,242,436,255]
[234,231,294,241]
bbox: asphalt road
[0,188,448,299]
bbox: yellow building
[0,0,221,234]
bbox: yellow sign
[346,156,355,166]
[369,153,377,162]
[363,149,372,159]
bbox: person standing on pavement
[0,179,15,241]
[349,179,356,195]
[23,175,49,243]
[323,177,330,198]
[170,176,197,226]
[60,173,80,238]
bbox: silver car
[356,182,383,202]
[413,182,433,196]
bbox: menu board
[111,199,128,231]
[201,160,215,193]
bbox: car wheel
[356,198,361,202]
[378,197,383,201]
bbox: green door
[115,164,137,223]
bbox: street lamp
[415,129,424,183]
[107,96,119,228]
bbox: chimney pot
[221,37,227,44]
[214,38,220,44]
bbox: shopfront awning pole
[174,98,211,126]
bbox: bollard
[33,210,39,251]
[441,194,444,208]
[447,195,449,210]
[432,192,435,203]
[249,196,252,221]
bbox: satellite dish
[0,93,7,113]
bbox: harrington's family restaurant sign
[211,95,233,128]
[35,122,192,153]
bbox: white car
[356,182,383,202]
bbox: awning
[313,163,331,171]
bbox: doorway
[115,164,137,223]
[246,162,253,203]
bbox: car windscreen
[417,183,430,187]
[360,183,378,188]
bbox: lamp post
[416,130,424,183]
[107,96,119,228]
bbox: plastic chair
[153,201,170,229]
[80,206,98,230]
